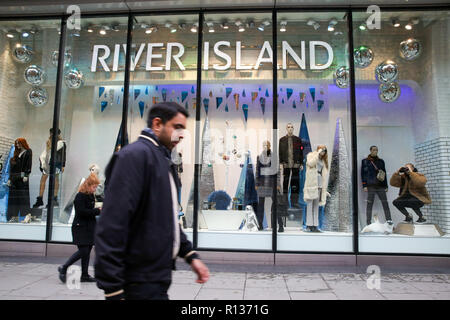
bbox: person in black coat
[361,146,392,226]
[94,102,209,300]
[7,138,32,222]
[58,173,101,283]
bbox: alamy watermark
[366,265,381,290]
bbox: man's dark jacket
[278,135,303,165]
[94,130,195,295]
[361,156,388,188]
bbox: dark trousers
[256,196,283,229]
[62,245,93,277]
[393,194,424,218]
[124,281,171,300]
[7,180,31,220]
[366,186,392,225]
[283,167,300,206]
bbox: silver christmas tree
[324,118,353,232]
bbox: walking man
[95,102,209,300]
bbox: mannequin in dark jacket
[361,146,392,226]
[94,102,209,300]
[278,123,304,211]
[7,138,32,222]
[58,173,101,283]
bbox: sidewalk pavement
[0,256,449,300]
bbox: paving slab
[244,287,290,300]
[196,288,244,300]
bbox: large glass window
[51,16,128,242]
[197,13,274,250]
[355,10,450,254]
[0,19,61,240]
[128,14,199,243]
[276,12,353,252]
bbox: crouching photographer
[390,163,431,223]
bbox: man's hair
[406,163,418,172]
[147,102,189,128]
[370,145,378,151]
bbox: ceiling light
[411,18,420,25]
[220,22,229,29]
[6,30,14,38]
[359,23,367,31]
[87,25,94,33]
[145,28,152,34]
[190,23,198,33]
[405,24,412,30]
[22,31,29,38]
[206,21,214,33]
[99,27,107,35]
[280,20,287,32]
[328,19,338,32]
[111,24,120,32]
[391,18,400,27]
[235,19,245,32]
[165,23,177,33]
[179,23,186,30]
[247,21,255,28]
[328,25,335,32]
[258,20,270,32]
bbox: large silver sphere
[334,66,349,89]
[375,60,399,84]
[399,38,422,61]
[379,82,401,103]
[51,49,72,66]
[354,46,374,68]
[27,87,48,107]
[24,65,46,85]
[12,45,34,63]
[64,68,84,89]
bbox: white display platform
[201,210,247,231]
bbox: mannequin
[361,146,392,226]
[33,128,67,208]
[279,123,304,210]
[255,141,282,231]
[304,145,329,232]
[6,138,32,222]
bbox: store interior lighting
[307,19,320,30]
[391,18,401,27]
[328,19,338,32]
[280,20,287,32]
[235,20,245,32]
[220,21,229,29]
[190,22,198,33]
[258,20,270,32]
[206,21,215,33]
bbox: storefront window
[197,13,274,250]
[0,19,61,240]
[276,12,353,252]
[355,10,450,254]
[128,14,199,243]
[51,16,128,242]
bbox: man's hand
[191,259,209,284]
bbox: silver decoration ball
[51,49,72,66]
[399,38,422,61]
[12,45,34,63]
[334,66,349,89]
[27,87,48,107]
[354,46,374,68]
[64,68,84,89]
[375,60,399,84]
[24,65,46,86]
[379,82,401,103]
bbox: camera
[399,167,409,173]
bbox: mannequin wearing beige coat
[303,146,329,232]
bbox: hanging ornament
[192,98,197,109]
[24,65,46,86]
[225,104,229,112]
[216,97,223,109]
[286,88,293,101]
[251,92,258,102]
[203,98,209,115]
[242,89,246,98]
[242,104,249,122]
[162,88,167,102]
[27,87,48,107]
[282,98,285,104]
[234,93,240,110]
[379,82,401,103]
[134,88,141,100]
[99,87,105,98]
[317,100,324,112]
[226,87,232,98]
[100,101,108,112]
[156,86,159,91]
[13,45,33,64]
[152,96,159,105]
[265,89,269,97]
[375,60,399,84]
[399,38,422,61]
[145,86,149,95]
[354,45,374,68]
[138,101,145,118]
[64,68,84,89]
[109,88,115,103]
[209,91,213,98]
[191,86,195,94]
[293,100,297,109]
[260,97,266,115]
[300,92,306,103]
[334,66,349,89]
[309,87,316,103]
[181,91,188,102]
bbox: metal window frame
[0,4,449,259]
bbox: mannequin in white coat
[303,145,329,232]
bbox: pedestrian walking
[94,102,209,300]
[58,173,101,283]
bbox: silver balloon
[379,82,401,103]
[354,46,374,68]
[27,87,48,107]
[399,38,422,61]
[334,66,349,89]
[375,60,399,84]
[24,65,46,85]
[51,49,72,66]
[64,68,84,89]
[12,45,34,63]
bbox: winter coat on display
[72,192,100,245]
[303,150,329,206]
[390,171,432,204]
[94,129,196,296]
[361,155,388,188]
[278,135,304,166]
[9,149,32,183]
[39,140,67,174]
[256,150,280,197]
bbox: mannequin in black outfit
[7,138,32,222]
